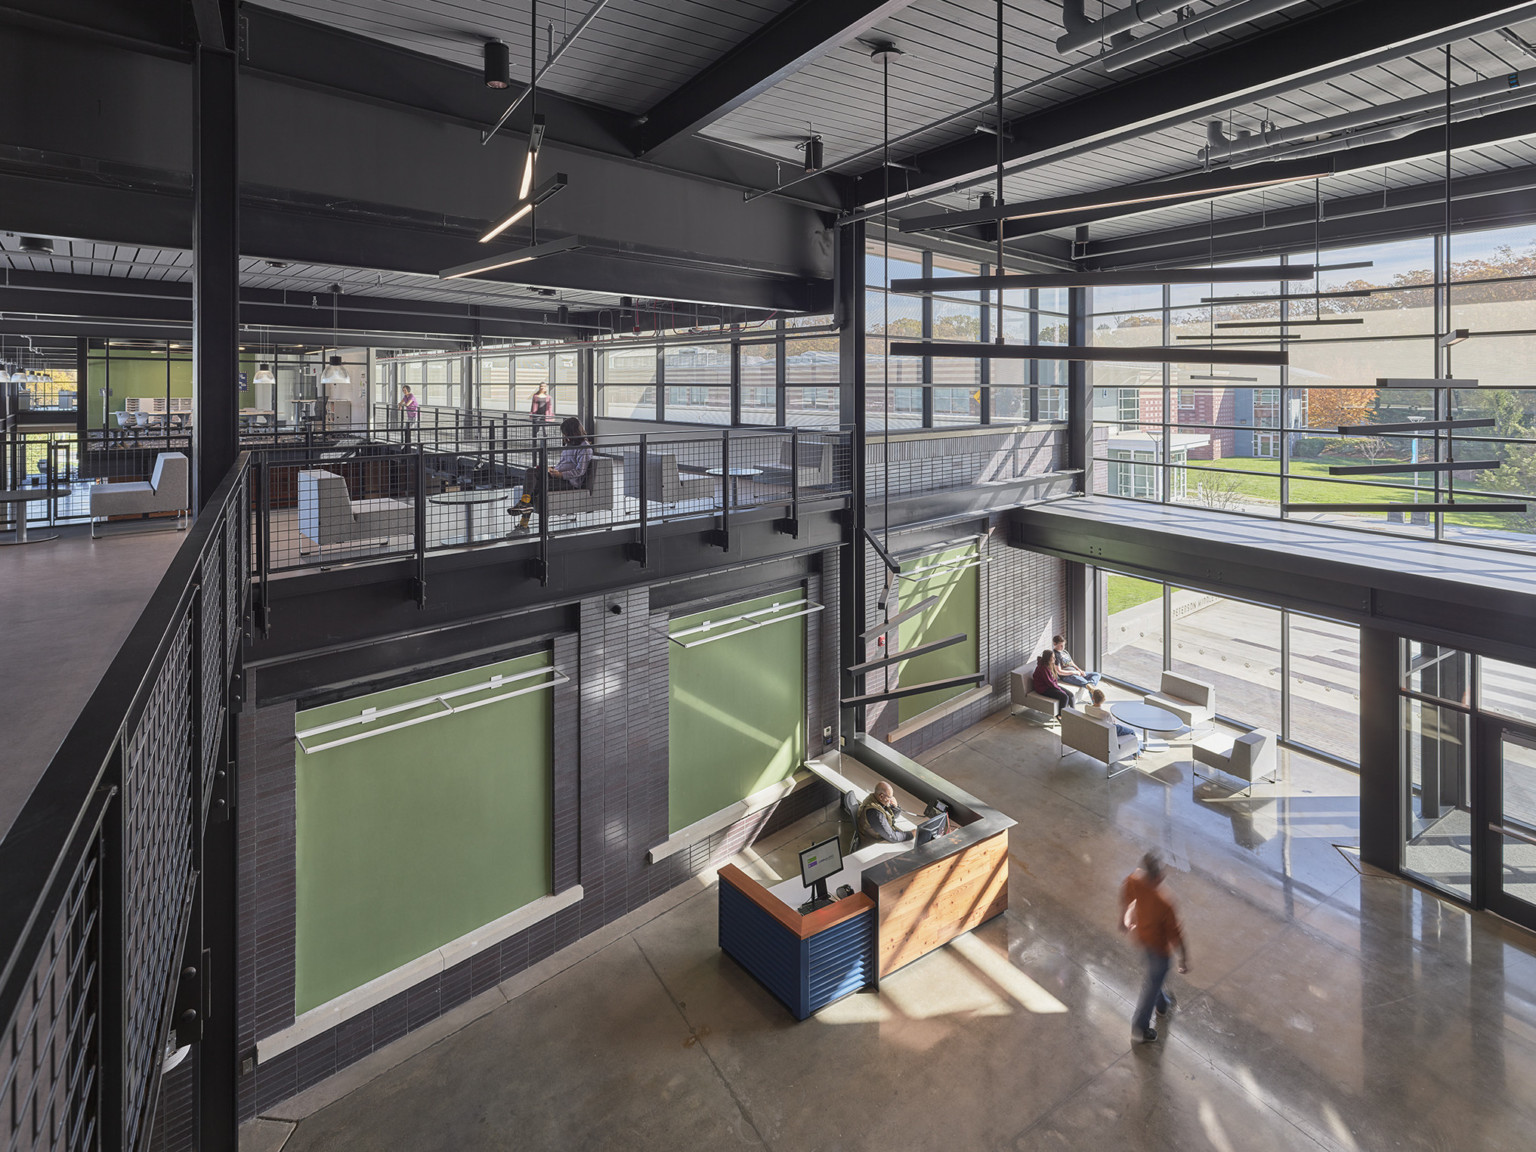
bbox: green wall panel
[668,592,806,833]
[86,351,256,427]
[294,652,553,1014]
[897,544,981,722]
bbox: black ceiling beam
[860,0,1534,204]
[632,0,913,158]
[1012,104,1536,250]
[239,6,850,210]
[1079,184,1536,270]
[187,0,231,51]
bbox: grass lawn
[1107,574,1161,616]
[1183,457,1526,530]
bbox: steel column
[193,39,238,510]
[838,220,868,738]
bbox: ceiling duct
[1057,0,1195,55]
[1203,68,1535,163]
[1097,0,1312,72]
[1205,83,1536,167]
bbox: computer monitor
[914,812,948,847]
[799,837,843,904]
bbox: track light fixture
[483,39,510,89]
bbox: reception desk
[718,734,1015,1018]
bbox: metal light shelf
[1336,418,1495,435]
[889,341,1288,366]
[1284,502,1527,513]
[668,598,825,649]
[1327,459,1500,476]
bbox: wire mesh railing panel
[865,432,1064,500]
[199,554,225,807]
[1,828,103,1152]
[120,617,196,1152]
[259,450,420,572]
[225,477,245,663]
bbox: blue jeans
[1133,948,1173,1034]
[1059,671,1102,688]
[1115,723,1142,751]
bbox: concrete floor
[251,704,1536,1152]
[0,522,183,839]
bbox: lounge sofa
[644,453,711,506]
[1009,665,1068,720]
[1194,728,1278,795]
[1144,671,1216,732]
[1059,707,1141,774]
[537,455,618,518]
[89,451,190,537]
[297,469,411,550]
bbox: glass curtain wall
[1089,220,1536,554]
[1099,569,1361,765]
[865,239,1070,431]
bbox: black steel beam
[188,0,230,51]
[841,673,985,708]
[859,0,1535,204]
[194,35,239,511]
[846,632,968,675]
[633,0,912,157]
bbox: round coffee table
[706,466,763,506]
[0,488,69,545]
[428,488,509,545]
[1110,701,1185,752]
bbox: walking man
[1119,851,1188,1044]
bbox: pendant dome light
[319,355,351,387]
[253,363,276,387]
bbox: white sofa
[1144,671,1216,731]
[297,469,411,550]
[90,452,190,537]
[1059,708,1141,773]
[541,455,617,517]
[1009,665,1068,720]
[644,453,710,506]
[1194,728,1278,794]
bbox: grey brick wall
[236,570,838,1121]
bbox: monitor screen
[914,812,948,847]
[799,837,843,889]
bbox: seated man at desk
[857,781,913,844]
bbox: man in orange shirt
[1119,852,1190,1044]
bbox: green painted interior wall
[86,351,256,426]
[293,652,553,1014]
[897,543,981,722]
[668,591,806,833]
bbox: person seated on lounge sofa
[510,416,592,535]
[1052,635,1101,690]
[1086,688,1141,757]
[1032,651,1075,710]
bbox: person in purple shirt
[510,416,591,535]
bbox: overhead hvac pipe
[1208,83,1536,166]
[1057,0,1193,54]
[1203,68,1536,162]
[1101,0,1313,72]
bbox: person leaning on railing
[509,416,591,536]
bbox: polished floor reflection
[261,706,1536,1152]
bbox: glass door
[1481,724,1536,932]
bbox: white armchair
[1144,671,1216,732]
[89,452,190,537]
[1194,728,1278,795]
[297,469,412,551]
[1059,708,1141,775]
[1010,665,1065,721]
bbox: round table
[428,488,509,545]
[1110,701,1185,752]
[0,488,69,545]
[706,466,763,506]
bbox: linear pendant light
[1202,288,1373,305]
[480,173,568,243]
[900,169,1331,234]
[890,265,1312,294]
[440,234,583,280]
[889,341,1288,366]
[1215,318,1363,328]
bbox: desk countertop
[766,841,910,909]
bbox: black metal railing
[247,427,852,590]
[0,456,249,1152]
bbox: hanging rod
[1327,459,1500,476]
[1336,418,1495,435]
[668,599,825,648]
[891,341,1288,366]
[858,596,939,641]
[295,666,569,754]
[890,265,1313,294]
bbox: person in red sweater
[1030,651,1075,710]
[1119,852,1189,1044]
